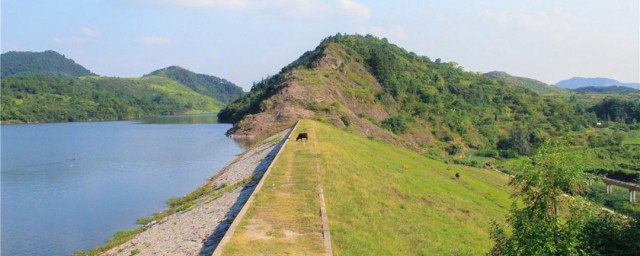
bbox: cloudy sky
[2,0,638,90]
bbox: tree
[490,141,592,255]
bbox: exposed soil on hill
[224,44,423,151]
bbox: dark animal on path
[296,133,308,141]
[455,173,460,179]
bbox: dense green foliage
[574,86,640,94]
[589,98,640,124]
[218,74,287,123]
[1,51,244,123]
[1,50,94,77]
[1,74,221,123]
[490,142,640,255]
[146,66,244,104]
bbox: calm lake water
[1,116,245,256]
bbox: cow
[296,133,308,141]
[455,172,460,179]
[403,164,409,171]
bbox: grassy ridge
[223,119,513,255]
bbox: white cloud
[54,26,100,44]
[336,0,370,19]
[269,0,330,18]
[479,7,576,43]
[81,26,101,38]
[135,36,170,45]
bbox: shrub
[381,115,408,134]
[447,144,462,155]
[340,115,351,127]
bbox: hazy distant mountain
[573,85,640,94]
[145,66,244,104]
[1,50,95,77]
[484,71,567,95]
[556,77,640,90]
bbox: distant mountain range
[556,77,640,90]
[0,50,244,123]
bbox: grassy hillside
[1,50,94,77]
[146,66,244,104]
[222,119,512,255]
[1,74,221,123]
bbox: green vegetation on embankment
[222,119,512,255]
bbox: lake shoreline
[95,129,290,256]
[2,120,245,256]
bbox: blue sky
[2,0,639,90]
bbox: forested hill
[1,75,222,123]
[1,50,248,123]
[483,71,567,95]
[573,85,640,94]
[1,50,94,77]
[219,34,595,157]
[145,66,244,104]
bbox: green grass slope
[310,120,512,255]
[223,119,513,255]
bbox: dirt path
[313,125,333,256]
[217,120,326,255]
